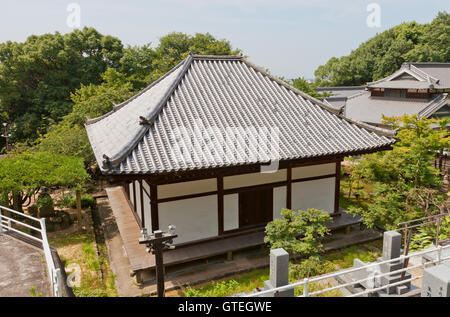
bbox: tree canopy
[348,115,450,229]
[314,11,449,87]
[0,29,240,146]
[264,208,331,256]
[0,152,89,210]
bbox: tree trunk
[75,190,82,226]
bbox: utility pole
[1,122,11,153]
[139,225,177,297]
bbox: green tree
[0,152,89,211]
[314,12,448,87]
[35,68,135,166]
[348,115,449,229]
[0,27,124,142]
[264,208,331,257]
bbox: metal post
[40,218,47,242]
[303,278,309,297]
[437,246,442,263]
[435,216,441,247]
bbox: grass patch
[181,241,382,297]
[49,231,117,297]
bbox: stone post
[421,264,450,297]
[263,248,294,297]
[379,230,411,295]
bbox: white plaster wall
[135,181,142,221]
[142,193,152,231]
[224,169,286,189]
[292,163,336,180]
[158,195,218,244]
[142,179,150,195]
[158,178,217,199]
[224,194,239,231]
[273,186,287,220]
[291,177,335,213]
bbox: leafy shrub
[264,208,331,257]
[69,193,96,210]
[183,280,239,297]
[410,216,450,252]
[289,256,335,280]
[36,195,54,209]
[55,193,74,208]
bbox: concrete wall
[158,195,218,244]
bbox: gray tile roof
[367,62,450,90]
[344,91,449,124]
[86,55,396,175]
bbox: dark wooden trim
[217,176,224,236]
[124,181,130,199]
[132,180,137,213]
[334,161,342,215]
[150,184,159,231]
[291,173,336,184]
[107,148,393,185]
[286,164,292,209]
[139,180,145,228]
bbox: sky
[0,0,448,79]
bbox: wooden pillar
[132,181,137,213]
[286,165,292,209]
[150,183,159,232]
[139,180,145,228]
[218,176,224,235]
[334,160,342,215]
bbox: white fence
[246,244,450,297]
[0,205,63,297]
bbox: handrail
[0,205,62,297]
[246,244,450,297]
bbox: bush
[183,280,240,297]
[264,208,331,257]
[36,195,54,209]
[69,193,96,210]
[289,256,335,280]
[55,193,74,208]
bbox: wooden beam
[150,184,159,232]
[286,164,292,209]
[334,160,342,215]
[132,181,137,213]
[218,176,224,235]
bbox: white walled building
[86,55,396,276]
